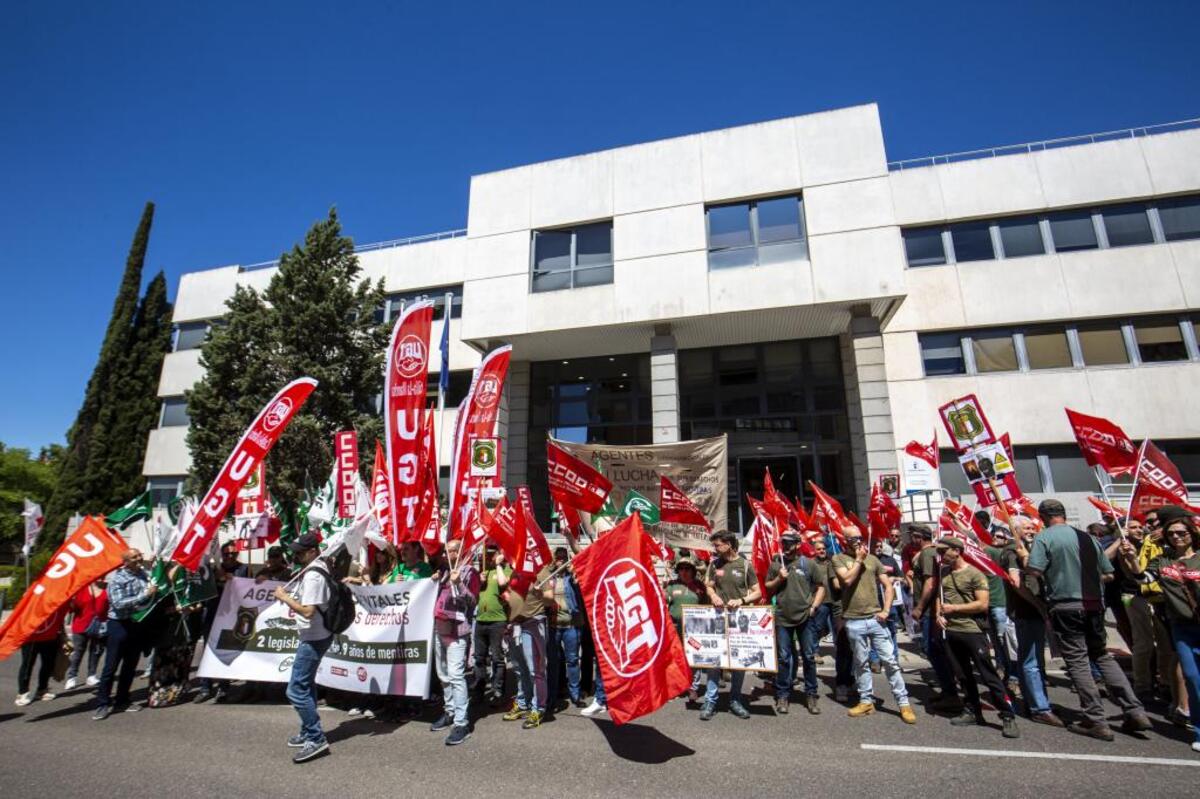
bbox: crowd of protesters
[8,498,1200,763]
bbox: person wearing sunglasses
[1120,506,1200,753]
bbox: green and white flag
[619,489,660,526]
[106,491,153,530]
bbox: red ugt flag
[572,513,692,725]
[547,441,613,514]
[1065,409,1138,477]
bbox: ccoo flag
[572,513,692,725]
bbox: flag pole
[1092,465,1128,540]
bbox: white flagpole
[437,291,452,460]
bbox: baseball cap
[781,532,802,544]
[287,532,321,553]
[1037,499,1067,519]
[905,523,933,540]
[936,536,966,551]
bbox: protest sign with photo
[680,605,776,672]
[197,575,436,696]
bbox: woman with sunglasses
[1120,506,1200,753]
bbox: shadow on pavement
[326,716,406,743]
[593,719,695,764]
[0,712,22,724]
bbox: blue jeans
[593,658,607,705]
[547,625,583,704]
[776,621,817,698]
[989,606,1016,682]
[845,617,909,705]
[1014,616,1051,715]
[869,607,901,666]
[287,636,332,744]
[434,634,470,727]
[1171,621,1200,744]
[705,667,745,707]
[921,613,958,695]
[509,617,547,713]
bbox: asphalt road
[1,635,1197,798]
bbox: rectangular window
[1101,204,1154,248]
[1158,196,1200,241]
[949,221,995,263]
[997,216,1045,258]
[1134,319,1188,362]
[919,332,966,376]
[1044,445,1096,492]
[147,477,184,508]
[902,227,947,267]
[1023,328,1072,369]
[160,397,190,428]
[1048,210,1099,253]
[971,330,1019,373]
[706,196,806,270]
[173,322,209,351]
[1076,322,1130,365]
[382,285,464,322]
[531,222,613,292]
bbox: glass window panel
[1045,446,1096,492]
[160,398,190,427]
[938,453,971,496]
[1048,211,1098,252]
[949,222,995,262]
[997,216,1045,258]
[708,247,756,270]
[1134,320,1188,362]
[707,203,753,250]
[1024,328,1072,369]
[971,331,1018,373]
[757,239,807,265]
[919,332,966,376]
[756,196,803,243]
[1161,439,1200,483]
[1158,196,1200,242]
[533,230,571,274]
[1012,447,1045,492]
[573,264,613,288]
[1077,323,1129,365]
[531,270,570,293]
[903,227,946,267]
[174,323,208,351]
[575,223,612,266]
[1101,204,1154,247]
[148,477,183,508]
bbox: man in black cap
[272,533,334,763]
[764,532,825,715]
[700,530,761,720]
[1027,499,1149,741]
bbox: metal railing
[241,228,467,272]
[888,117,1200,171]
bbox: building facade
[144,103,1200,530]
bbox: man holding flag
[763,531,825,715]
[700,530,761,721]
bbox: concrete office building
[143,104,1200,531]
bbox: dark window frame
[705,194,808,271]
[530,221,614,293]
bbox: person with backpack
[273,532,348,764]
[1026,499,1149,741]
[764,532,825,715]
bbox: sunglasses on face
[1166,528,1190,537]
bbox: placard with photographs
[680,605,776,672]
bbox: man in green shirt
[909,524,958,706]
[472,548,510,705]
[833,532,916,724]
[392,542,434,581]
[934,537,1018,738]
[700,530,761,721]
[666,559,707,703]
[1027,499,1148,741]
[807,537,853,702]
[983,529,1018,692]
[764,532,825,715]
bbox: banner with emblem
[448,345,512,540]
[172,377,318,571]
[196,576,436,696]
[385,301,434,542]
[938,394,996,454]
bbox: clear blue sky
[2,1,1198,452]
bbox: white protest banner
[197,576,436,695]
[680,605,776,672]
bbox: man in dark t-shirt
[701,530,761,721]
[764,533,825,715]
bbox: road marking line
[860,744,1200,768]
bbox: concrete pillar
[841,310,898,512]
[501,360,531,488]
[650,327,680,444]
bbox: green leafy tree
[0,443,62,563]
[186,209,386,507]
[45,202,168,542]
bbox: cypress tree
[45,202,155,540]
[186,209,385,507]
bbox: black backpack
[313,563,355,634]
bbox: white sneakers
[86,675,100,687]
[581,700,607,717]
[64,678,78,690]
[15,693,32,707]
[1192,741,1200,754]
[41,692,56,701]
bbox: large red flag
[943,497,994,547]
[516,486,552,573]
[1135,441,1190,504]
[385,300,434,541]
[747,498,781,598]
[1088,495,1128,518]
[547,441,613,514]
[572,513,692,725]
[173,377,317,570]
[1065,409,1138,477]
[659,475,711,530]
[867,483,897,547]
[448,346,512,540]
[0,518,127,659]
[415,410,443,555]
[905,430,940,469]
[370,441,393,542]
[808,481,850,543]
[936,513,1009,583]
[762,469,793,531]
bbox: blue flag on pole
[438,296,451,396]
